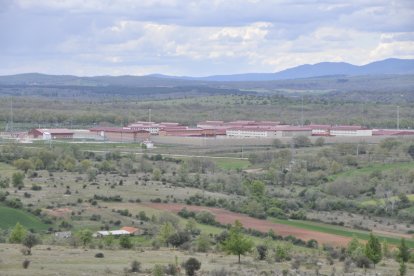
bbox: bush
[95,252,104,258]
[22,259,30,269]
[164,264,177,276]
[119,235,133,249]
[195,211,216,225]
[182,258,201,276]
[256,245,267,260]
[152,264,165,276]
[130,260,141,272]
[354,255,372,268]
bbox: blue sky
[1,0,413,76]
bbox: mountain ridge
[0,58,413,84]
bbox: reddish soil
[44,208,72,218]
[143,203,351,247]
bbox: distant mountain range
[0,58,413,85]
[172,58,414,82]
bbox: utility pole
[301,96,304,126]
[397,105,400,130]
[10,97,13,134]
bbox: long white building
[226,126,312,138]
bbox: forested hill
[1,62,414,103]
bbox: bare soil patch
[143,203,351,246]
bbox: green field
[0,206,48,231]
[361,194,414,207]
[213,158,250,170]
[269,218,414,247]
[329,161,414,181]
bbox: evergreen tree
[365,233,382,267]
[399,261,407,276]
[9,222,27,243]
[397,238,410,262]
[222,220,253,264]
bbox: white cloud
[0,0,413,76]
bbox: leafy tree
[196,233,211,252]
[222,220,253,264]
[9,222,27,243]
[119,235,133,249]
[158,222,175,246]
[185,218,199,235]
[103,234,114,248]
[167,231,190,248]
[22,233,39,255]
[247,180,265,198]
[293,135,312,148]
[397,238,410,262]
[365,233,382,267]
[152,168,162,181]
[195,211,216,225]
[347,236,362,256]
[12,172,25,188]
[182,257,201,276]
[13,159,34,173]
[77,229,93,247]
[314,137,325,147]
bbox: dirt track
[143,203,351,247]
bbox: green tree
[196,233,211,252]
[104,234,114,248]
[347,236,362,256]
[22,233,39,255]
[397,238,410,262]
[222,220,254,264]
[293,135,312,148]
[9,222,27,243]
[365,233,382,267]
[158,222,175,246]
[13,159,34,173]
[152,168,162,181]
[77,229,93,247]
[119,235,133,249]
[12,172,25,188]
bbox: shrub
[195,211,216,225]
[22,259,30,269]
[130,260,141,272]
[152,264,165,276]
[95,252,104,258]
[256,245,267,260]
[354,255,372,268]
[119,235,133,249]
[182,258,201,276]
[164,264,177,276]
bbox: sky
[0,0,413,76]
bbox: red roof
[373,129,414,136]
[121,226,140,233]
[33,128,74,134]
[90,127,149,133]
[330,125,365,131]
